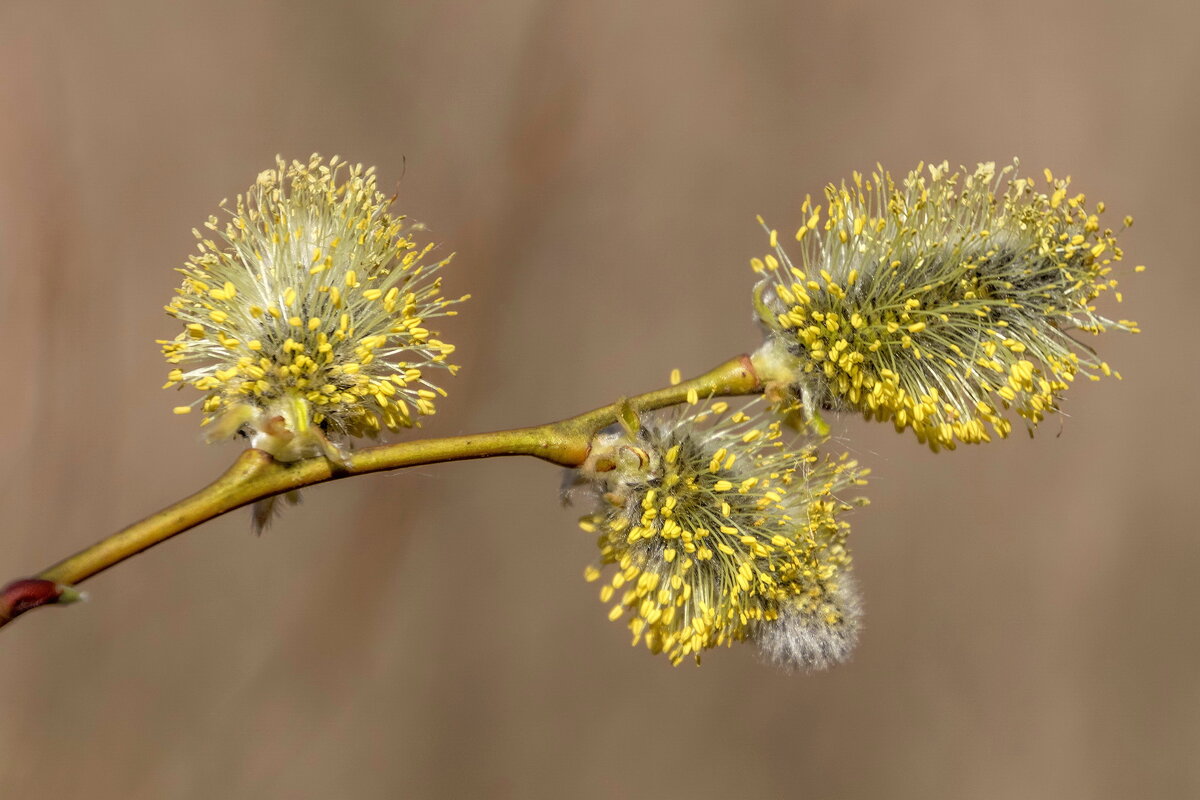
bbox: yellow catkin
[160,155,468,459]
[752,160,1139,451]
[575,398,868,666]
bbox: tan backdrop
[1,1,1194,798]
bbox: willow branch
[0,355,760,629]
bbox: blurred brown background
[0,1,1193,798]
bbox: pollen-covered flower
[574,397,868,667]
[161,155,466,462]
[751,160,1141,450]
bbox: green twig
[0,356,759,630]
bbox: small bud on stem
[0,578,85,624]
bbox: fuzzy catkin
[751,160,1139,450]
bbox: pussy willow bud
[160,154,467,464]
[751,160,1140,451]
[752,573,862,672]
[574,397,868,667]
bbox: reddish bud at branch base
[0,578,84,622]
